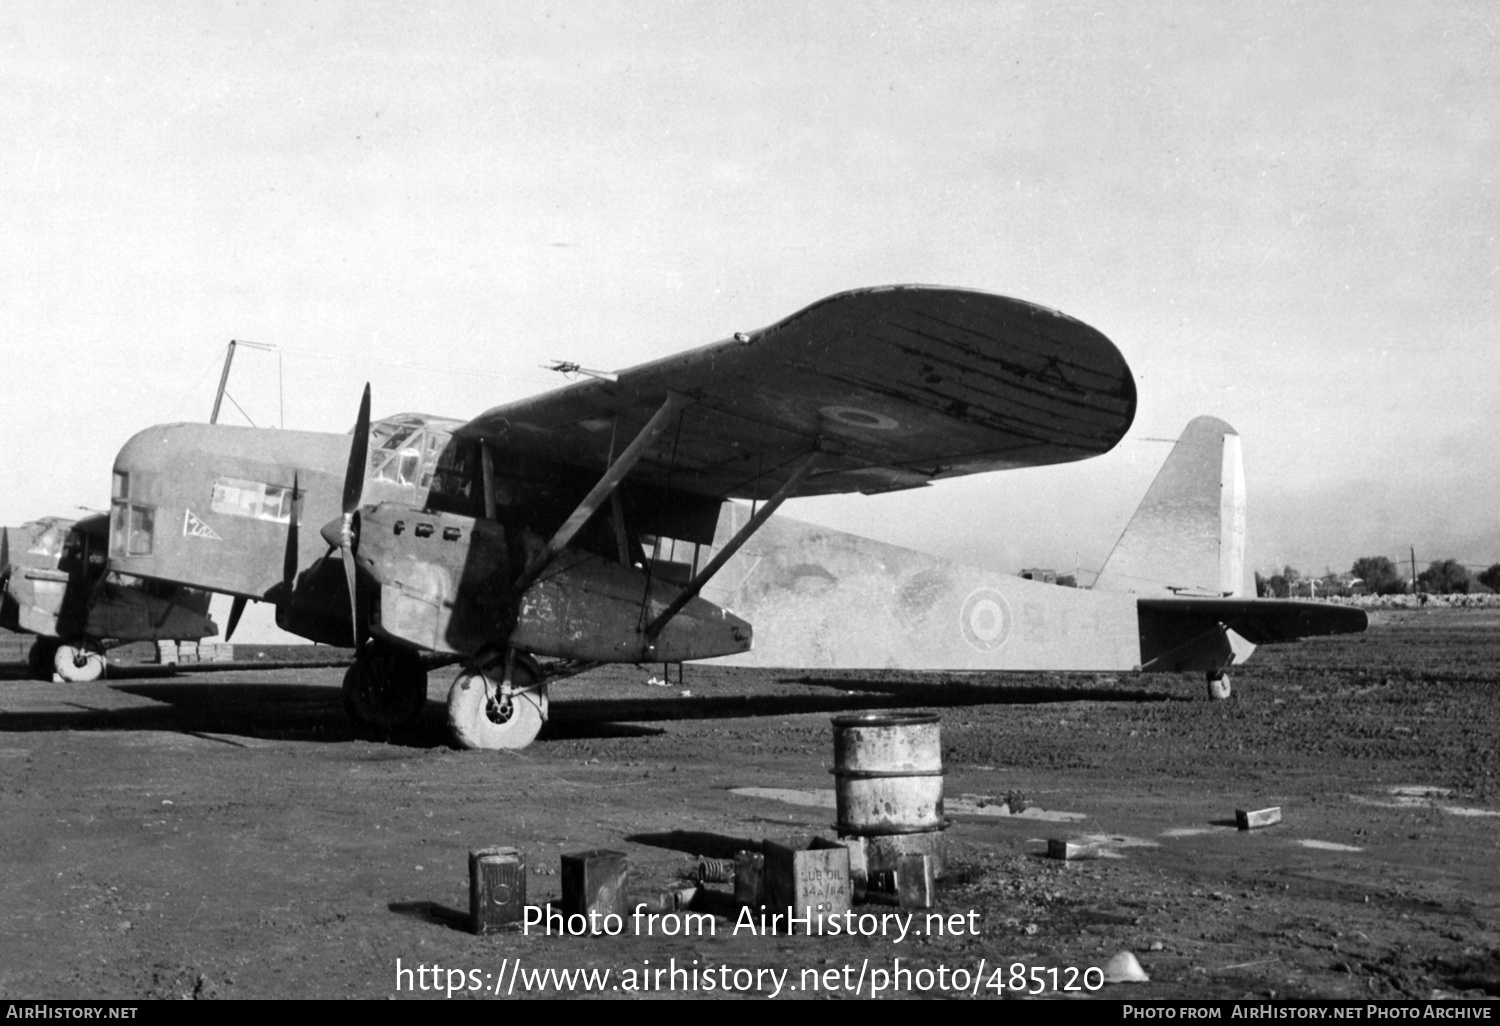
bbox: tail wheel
[342,643,428,732]
[27,639,60,681]
[447,655,547,751]
[1207,673,1232,701]
[54,642,106,683]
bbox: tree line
[1256,558,1500,598]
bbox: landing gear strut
[447,652,548,751]
[342,641,428,734]
[1206,672,1232,701]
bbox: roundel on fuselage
[959,587,1013,652]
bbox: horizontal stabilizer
[1137,597,1368,645]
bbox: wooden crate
[762,839,851,929]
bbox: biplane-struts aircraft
[1,515,217,680]
[104,285,1364,749]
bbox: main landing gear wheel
[54,642,105,683]
[1207,673,1232,701]
[342,643,429,734]
[447,655,547,751]
[27,638,60,681]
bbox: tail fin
[1093,415,1247,597]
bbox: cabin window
[26,521,68,558]
[639,533,700,583]
[427,436,485,518]
[369,419,423,487]
[61,528,106,579]
[373,445,422,487]
[210,477,296,524]
[112,471,129,499]
[399,451,420,485]
[365,414,466,496]
[109,503,128,558]
[421,433,447,488]
[110,501,155,557]
[127,505,154,555]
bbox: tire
[27,638,60,681]
[1207,674,1232,701]
[447,659,547,750]
[342,644,428,731]
[54,642,106,683]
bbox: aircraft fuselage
[108,418,751,664]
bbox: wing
[1137,597,1370,644]
[459,285,1136,500]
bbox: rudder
[1093,416,1247,597]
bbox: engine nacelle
[509,552,752,664]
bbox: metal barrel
[831,713,949,878]
[830,713,945,836]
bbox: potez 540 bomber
[1,515,216,681]
[105,286,1365,749]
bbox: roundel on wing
[959,587,1013,652]
[819,405,899,430]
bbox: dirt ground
[2,607,1498,1001]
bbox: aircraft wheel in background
[53,642,106,683]
[27,638,60,681]
[1206,673,1232,701]
[447,657,547,750]
[342,643,428,732]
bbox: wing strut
[513,394,684,596]
[644,450,822,642]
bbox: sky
[3,2,1497,639]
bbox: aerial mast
[209,340,238,424]
[209,339,280,426]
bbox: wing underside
[459,286,1136,501]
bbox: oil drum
[830,712,948,876]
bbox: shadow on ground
[548,677,1177,734]
[0,668,1181,748]
[0,679,381,744]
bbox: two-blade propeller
[226,595,247,643]
[264,469,307,644]
[232,464,300,641]
[282,471,300,600]
[318,385,371,649]
[244,388,370,648]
